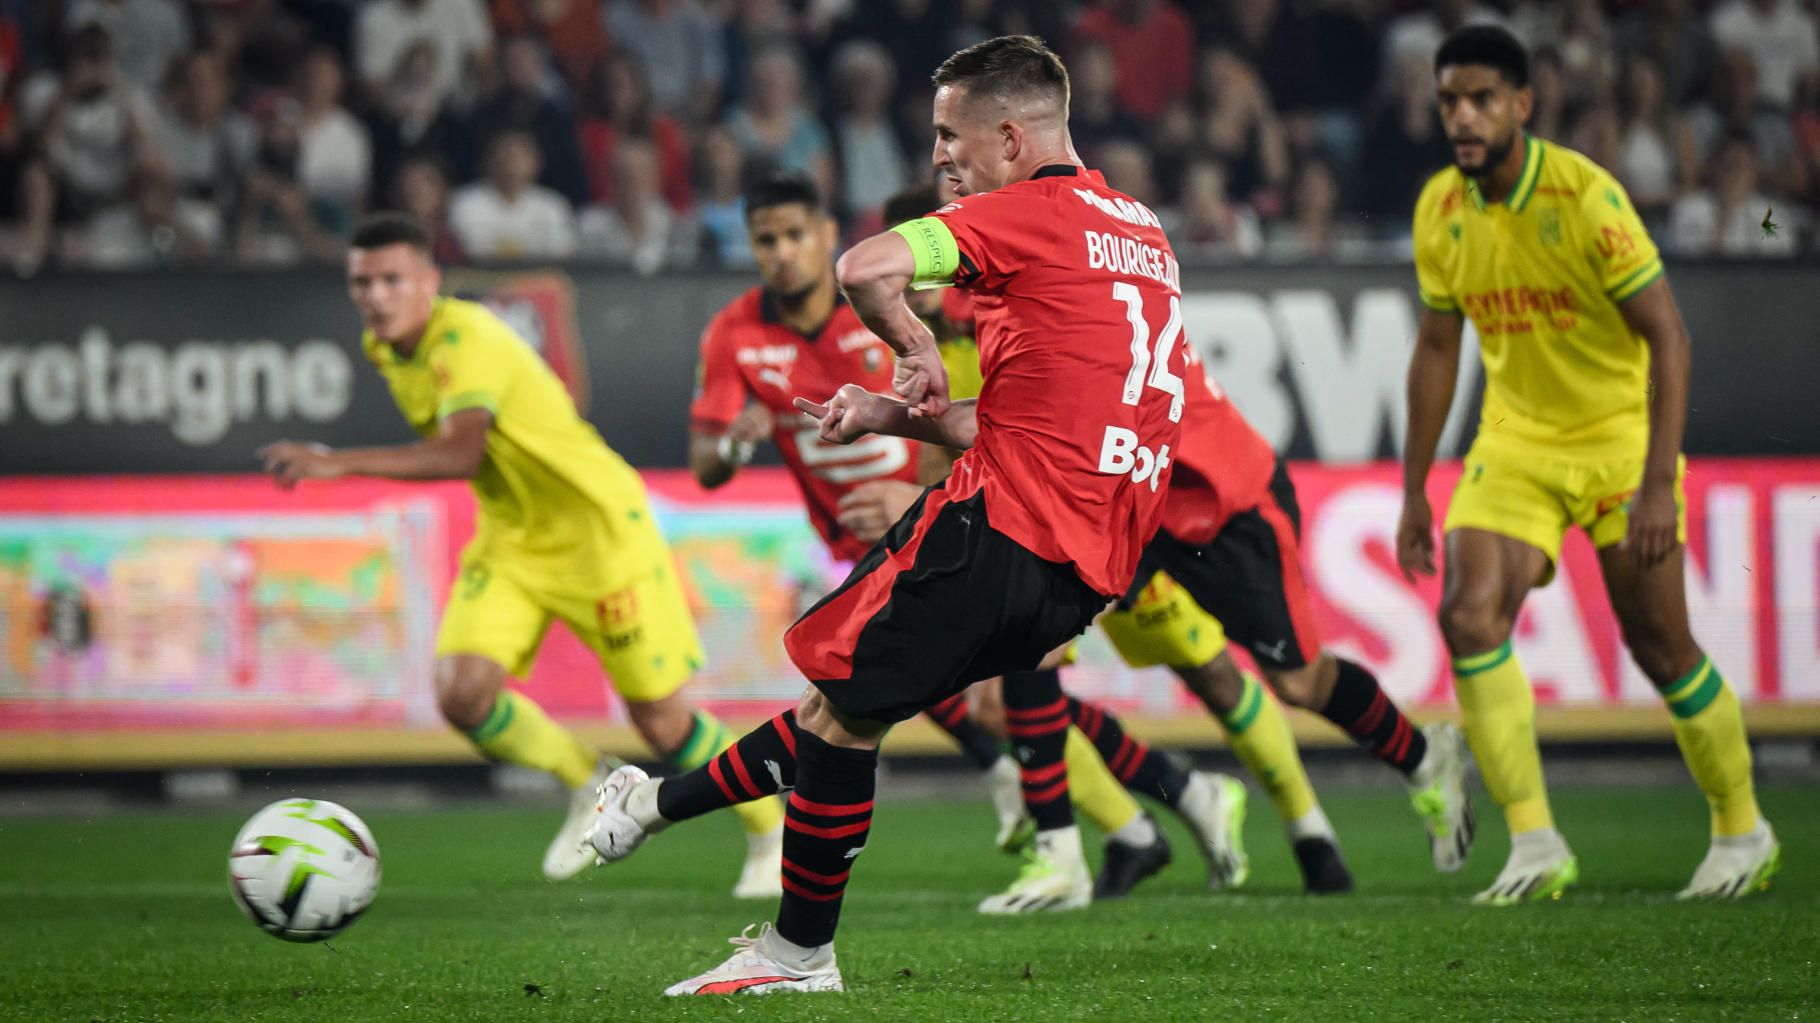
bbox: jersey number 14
[1100,282,1181,491]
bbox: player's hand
[836,480,923,543]
[893,341,950,419]
[258,441,342,490]
[726,402,774,445]
[1622,482,1680,569]
[793,385,895,444]
[1396,493,1437,582]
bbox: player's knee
[1438,593,1514,658]
[1175,654,1245,712]
[625,693,696,754]
[1620,622,1699,688]
[796,687,887,748]
[434,661,502,730]
[1265,659,1330,710]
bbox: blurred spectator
[1198,48,1289,214]
[606,0,725,124]
[1069,38,1144,163]
[1222,0,1378,174]
[1382,0,1505,89]
[367,39,464,205]
[1669,131,1801,256]
[1267,158,1359,260]
[1097,140,1168,228]
[694,124,754,268]
[1688,51,1801,193]
[830,0,952,110]
[14,21,161,274]
[389,156,464,263]
[1512,0,1616,109]
[1074,0,1197,121]
[1708,0,1819,111]
[1354,54,1454,226]
[1171,159,1261,258]
[724,45,833,199]
[449,129,576,259]
[1616,0,1718,108]
[355,0,493,111]
[87,163,221,267]
[579,137,695,273]
[491,0,607,90]
[1528,46,1568,142]
[579,51,693,213]
[720,0,798,114]
[65,0,189,94]
[828,40,909,223]
[235,98,342,265]
[294,47,370,233]
[156,50,254,216]
[465,36,588,206]
[1615,54,1699,223]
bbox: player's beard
[1458,129,1518,179]
[766,279,818,309]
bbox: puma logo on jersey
[844,845,867,860]
[1254,639,1290,662]
[758,367,792,391]
[764,759,788,792]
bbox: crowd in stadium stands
[1,0,1817,273]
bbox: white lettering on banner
[1775,487,1820,699]
[1180,290,1482,461]
[793,427,909,484]
[0,327,354,445]
[1305,484,1443,702]
[1622,486,1758,700]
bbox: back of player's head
[1435,25,1530,88]
[743,174,824,220]
[882,185,941,228]
[932,34,1069,110]
[350,212,433,256]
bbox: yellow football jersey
[363,297,651,592]
[936,333,984,401]
[1413,135,1665,461]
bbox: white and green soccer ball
[228,798,380,942]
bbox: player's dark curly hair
[882,185,941,228]
[1435,25,1530,88]
[932,34,1069,107]
[350,212,432,254]
[744,173,824,219]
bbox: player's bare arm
[689,403,774,490]
[793,386,976,450]
[834,232,949,418]
[1397,307,1466,581]
[259,408,492,489]
[1615,276,1692,568]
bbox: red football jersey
[1161,344,1279,545]
[931,166,1185,596]
[692,288,920,562]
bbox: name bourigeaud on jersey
[1077,189,1182,293]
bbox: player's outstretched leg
[1171,655,1353,894]
[927,690,1031,852]
[1068,695,1249,892]
[1598,544,1779,900]
[659,708,786,899]
[437,655,614,881]
[980,668,1092,914]
[585,710,800,864]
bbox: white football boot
[1175,771,1250,890]
[1473,828,1579,906]
[987,756,1035,853]
[543,757,620,881]
[977,825,1093,914]
[664,923,843,996]
[583,764,654,864]
[732,822,785,900]
[1677,819,1781,900]
[1407,722,1476,873]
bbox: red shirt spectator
[1074,0,1197,120]
[490,0,608,91]
[577,52,693,211]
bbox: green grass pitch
[2,784,1813,1021]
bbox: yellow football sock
[668,710,783,836]
[1065,726,1141,832]
[1453,642,1554,835]
[1658,656,1760,837]
[465,690,597,789]
[1216,672,1317,822]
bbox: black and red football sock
[1002,668,1073,831]
[1318,658,1427,776]
[925,693,1005,770]
[656,710,798,822]
[775,730,878,948]
[1068,695,1193,806]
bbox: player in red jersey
[688,173,1032,822]
[583,36,1184,994]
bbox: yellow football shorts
[1098,570,1229,670]
[1444,443,1688,568]
[436,540,705,704]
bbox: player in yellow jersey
[258,213,784,896]
[1399,27,1779,905]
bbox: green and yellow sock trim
[1219,673,1266,735]
[1453,642,1513,678]
[666,711,733,771]
[1658,657,1723,720]
[465,692,516,744]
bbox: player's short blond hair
[932,34,1069,110]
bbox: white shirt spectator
[66,0,190,93]
[298,108,371,206]
[1382,4,1507,83]
[449,183,577,259]
[19,72,157,202]
[1709,0,1820,109]
[356,0,492,107]
[87,196,222,268]
[579,200,695,274]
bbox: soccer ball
[228,798,380,942]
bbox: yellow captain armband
[891,217,962,290]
